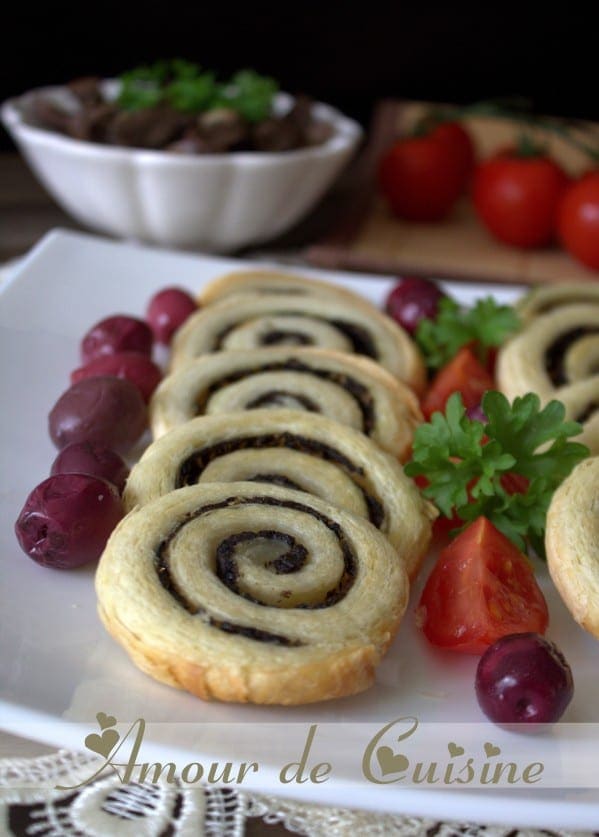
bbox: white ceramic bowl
[2,86,362,252]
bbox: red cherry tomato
[432,121,476,185]
[417,517,549,654]
[473,151,569,248]
[421,346,494,420]
[379,121,474,222]
[558,172,599,270]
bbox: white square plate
[1,230,598,828]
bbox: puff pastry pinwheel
[96,481,409,704]
[171,293,426,392]
[516,283,599,323]
[150,347,422,459]
[199,269,382,310]
[546,456,599,640]
[124,410,435,578]
[497,303,599,454]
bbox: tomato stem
[411,108,452,137]
[515,133,546,158]
[421,99,599,163]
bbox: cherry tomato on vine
[379,121,474,222]
[473,149,569,248]
[432,121,475,185]
[558,172,599,270]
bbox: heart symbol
[484,742,501,758]
[96,712,117,730]
[376,745,409,776]
[85,729,119,758]
[447,742,465,757]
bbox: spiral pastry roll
[124,410,435,578]
[497,304,599,454]
[150,347,422,459]
[199,269,382,312]
[172,293,426,392]
[517,283,599,323]
[546,457,599,640]
[96,481,409,704]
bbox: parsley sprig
[116,60,278,121]
[167,72,219,113]
[405,391,589,555]
[218,71,279,122]
[415,297,520,370]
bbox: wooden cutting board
[307,100,599,285]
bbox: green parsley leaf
[117,61,169,111]
[221,70,278,122]
[120,60,172,86]
[117,84,163,111]
[165,73,219,113]
[170,59,203,81]
[415,296,520,370]
[405,391,589,553]
[115,61,278,120]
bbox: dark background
[2,2,598,149]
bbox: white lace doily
[1,749,597,836]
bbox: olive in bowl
[1,74,361,251]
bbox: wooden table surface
[0,151,353,266]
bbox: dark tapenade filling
[216,622,299,645]
[175,431,384,528]
[575,401,598,424]
[247,473,304,491]
[259,331,314,347]
[545,327,599,386]
[328,320,378,358]
[246,390,320,412]
[216,530,308,584]
[155,495,358,645]
[214,313,379,360]
[199,358,375,434]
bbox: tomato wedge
[417,517,548,654]
[421,346,494,419]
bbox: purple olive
[48,376,147,454]
[81,315,153,363]
[51,441,129,494]
[15,474,123,569]
[475,633,574,724]
[385,277,447,334]
[71,352,162,403]
[146,287,197,345]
